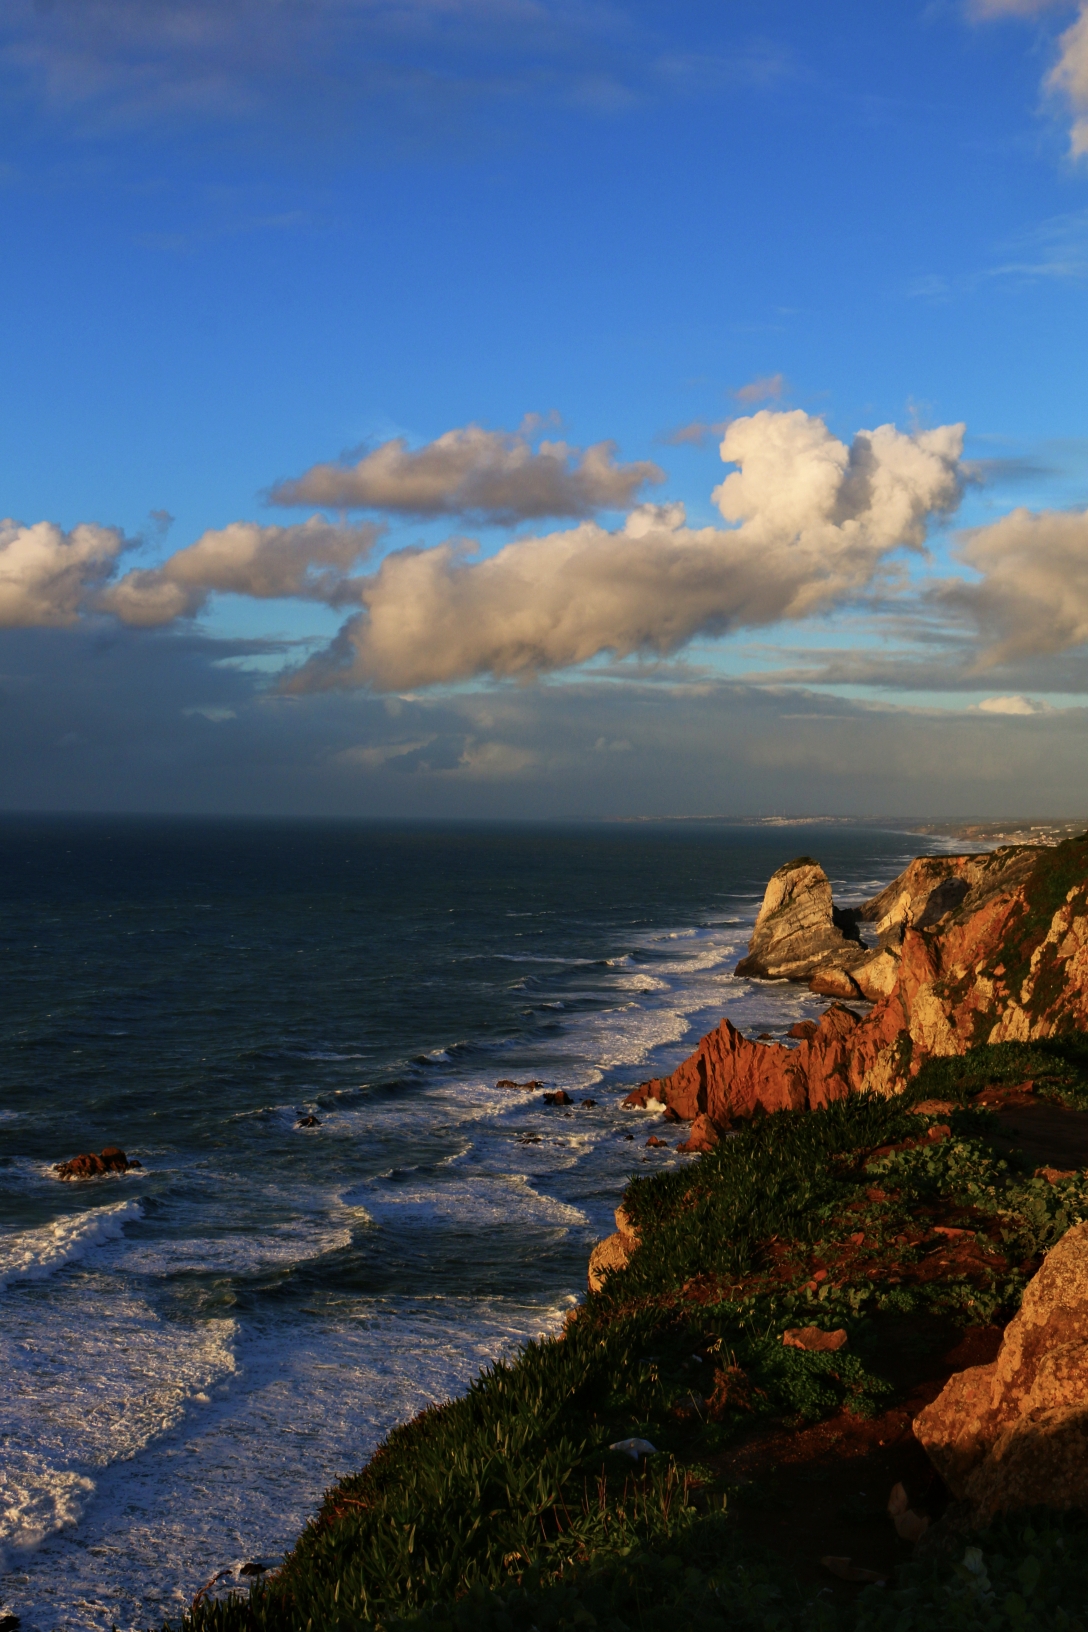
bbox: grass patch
[175,1048,1088,1632]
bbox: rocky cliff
[625,833,1088,1126]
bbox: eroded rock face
[914,1220,1088,1520]
[734,858,864,982]
[624,835,1088,1128]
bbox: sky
[3,0,1088,818]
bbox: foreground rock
[914,1219,1088,1521]
[625,834,1088,1126]
[54,1145,141,1180]
[588,1205,639,1293]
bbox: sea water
[0,817,942,1631]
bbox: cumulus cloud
[943,504,1088,664]
[102,517,381,625]
[0,518,125,626]
[269,426,665,523]
[284,409,965,692]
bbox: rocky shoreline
[178,831,1088,1632]
[624,835,1088,1124]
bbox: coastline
[173,828,1088,1632]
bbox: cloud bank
[287,410,965,691]
[101,517,382,625]
[270,426,665,523]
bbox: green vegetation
[177,1044,1088,1632]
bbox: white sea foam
[0,1201,144,1292]
[346,1170,588,1230]
[0,1282,237,1575]
[4,1295,566,1632]
[112,1223,355,1278]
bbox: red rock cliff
[625,834,1088,1124]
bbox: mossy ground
[177,1041,1088,1632]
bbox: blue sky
[3,0,1088,816]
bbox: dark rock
[579,1098,597,1108]
[543,1090,572,1105]
[787,1020,818,1040]
[645,1134,668,1147]
[54,1146,139,1180]
[496,1079,543,1090]
[296,1115,321,1128]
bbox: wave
[0,1200,144,1292]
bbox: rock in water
[914,1219,1088,1521]
[734,857,863,982]
[54,1146,140,1180]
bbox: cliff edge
[625,832,1088,1125]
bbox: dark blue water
[0,817,934,1631]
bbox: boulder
[734,858,865,982]
[914,1219,1088,1520]
[783,1326,848,1353]
[808,965,862,999]
[677,1113,720,1154]
[55,1146,140,1180]
[588,1205,640,1293]
[543,1089,572,1106]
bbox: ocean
[0,817,940,1631]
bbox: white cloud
[974,0,1088,159]
[0,518,124,626]
[284,409,965,692]
[977,694,1051,713]
[102,517,381,625]
[270,425,665,522]
[946,504,1088,664]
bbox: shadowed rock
[915,1219,1088,1520]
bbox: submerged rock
[914,1219,1088,1521]
[54,1146,140,1180]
